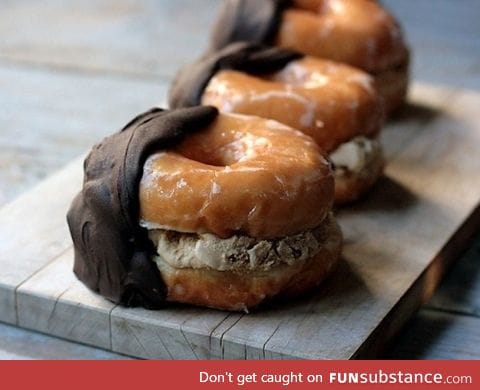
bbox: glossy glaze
[139,113,334,239]
[278,0,408,72]
[202,57,383,152]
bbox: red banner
[0,360,477,389]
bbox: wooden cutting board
[1,83,479,359]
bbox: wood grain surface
[0,322,128,360]
[0,0,218,79]
[386,309,480,359]
[0,65,168,206]
[1,83,479,359]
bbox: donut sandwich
[209,0,410,115]
[170,43,385,204]
[67,107,342,311]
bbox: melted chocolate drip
[209,0,292,52]
[67,106,218,309]
[168,42,302,109]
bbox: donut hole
[177,147,232,167]
[266,63,330,89]
[176,137,248,167]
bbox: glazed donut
[209,0,410,114]
[140,112,341,311]
[278,0,408,74]
[68,106,342,311]
[170,43,385,204]
[202,56,383,153]
[139,112,334,239]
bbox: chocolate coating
[168,42,302,109]
[67,106,218,309]
[209,0,291,52]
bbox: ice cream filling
[147,213,339,272]
[330,136,382,176]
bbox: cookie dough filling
[148,213,340,272]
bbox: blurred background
[0,0,479,359]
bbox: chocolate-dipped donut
[169,43,384,204]
[209,0,410,115]
[67,106,218,308]
[67,107,342,311]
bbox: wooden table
[0,0,479,359]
